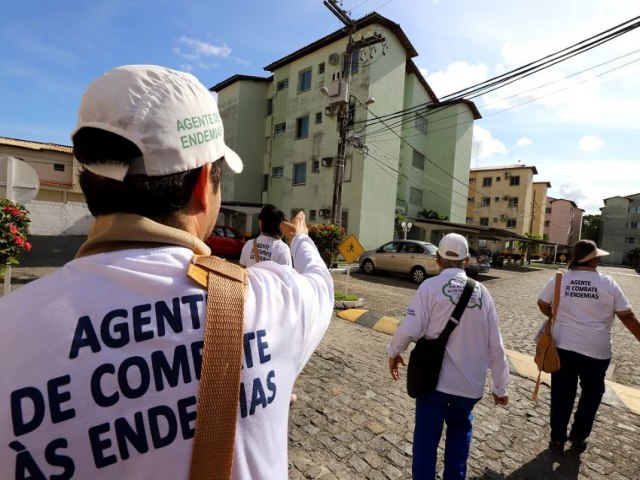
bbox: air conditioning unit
[321,156,334,167]
[325,105,337,117]
[500,214,507,222]
[504,172,511,178]
[503,195,510,201]
[319,208,331,217]
[328,52,340,65]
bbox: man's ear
[192,163,212,209]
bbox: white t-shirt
[240,235,292,267]
[0,235,332,479]
[387,268,510,399]
[538,269,631,359]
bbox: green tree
[308,223,347,268]
[516,233,544,264]
[394,210,408,239]
[581,214,602,242]
[418,209,449,221]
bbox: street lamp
[401,221,412,239]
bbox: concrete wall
[26,200,92,235]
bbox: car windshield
[423,243,438,255]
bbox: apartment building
[1,136,90,235]
[466,164,545,236]
[212,12,480,249]
[600,193,640,265]
[543,197,583,247]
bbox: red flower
[25,242,32,252]
[9,223,18,234]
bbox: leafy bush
[308,223,347,268]
[1,198,32,274]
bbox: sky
[2,0,639,215]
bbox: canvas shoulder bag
[532,270,562,400]
[186,255,248,480]
[252,239,260,263]
[406,278,476,398]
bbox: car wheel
[411,266,426,284]
[360,259,375,275]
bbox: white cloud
[421,61,489,98]
[516,137,532,146]
[578,135,605,152]
[472,125,508,160]
[178,36,231,57]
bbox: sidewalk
[289,317,640,479]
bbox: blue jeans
[550,348,610,443]
[413,390,480,480]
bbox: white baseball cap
[437,233,469,260]
[72,65,243,180]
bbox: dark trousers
[413,390,480,480]
[550,348,610,442]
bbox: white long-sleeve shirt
[387,268,510,399]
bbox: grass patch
[334,292,360,301]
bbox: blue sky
[2,0,639,214]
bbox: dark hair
[258,204,285,236]
[74,127,221,218]
[568,239,598,270]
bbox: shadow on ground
[20,235,86,267]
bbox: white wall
[26,200,92,235]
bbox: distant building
[212,12,480,249]
[600,193,640,265]
[0,136,90,235]
[466,164,547,236]
[543,197,583,247]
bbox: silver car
[359,240,439,284]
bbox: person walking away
[537,240,640,454]
[387,233,510,480]
[0,65,334,479]
[240,204,291,267]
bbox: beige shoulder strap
[187,255,248,480]
[550,270,563,327]
[252,239,260,263]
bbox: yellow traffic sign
[338,234,365,264]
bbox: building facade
[212,13,480,250]
[543,197,583,247]
[1,137,90,235]
[600,193,640,265]
[466,165,545,236]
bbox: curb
[335,308,640,416]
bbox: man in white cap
[538,239,640,454]
[0,65,333,479]
[387,233,510,480]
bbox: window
[469,178,476,183]
[482,177,492,187]
[272,166,284,178]
[318,62,325,75]
[412,150,425,170]
[628,221,638,229]
[266,98,273,116]
[545,207,552,214]
[509,176,520,186]
[298,69,312,92]
[296,116,309,139]
[467,197,474,203]
[311,160,320,173]
[309,210,317,222]
[53,163,65,172]
[414,114,427,134]
[277,79,288,91]
[544,220,550,227]
[341,210,348,231]
[262,174,269,192]
[494,197,500,202]
[480,217,489,226]
[508,197,519,208]
[493,218,498,223]
[624,237,635,244]
[274,122,286,135]
[496,176,501,182]
[293,163,306,185]
[344,50,359,74]
[481,197,491,207]
[409,187,423,206]
[506,218,517,228]
[315,112,323,124]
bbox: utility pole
[323,0,384,225]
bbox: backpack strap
[252,239,260,263]
[187,255,248,480]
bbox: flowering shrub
[308,223,347,268]
[1,198,32,274]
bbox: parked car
[359,240,439,284]
[205,225,245,258]
[466,247,491,278]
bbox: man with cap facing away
[537,240,640,454]
[0,65,334,479]
[387,233,510,480]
